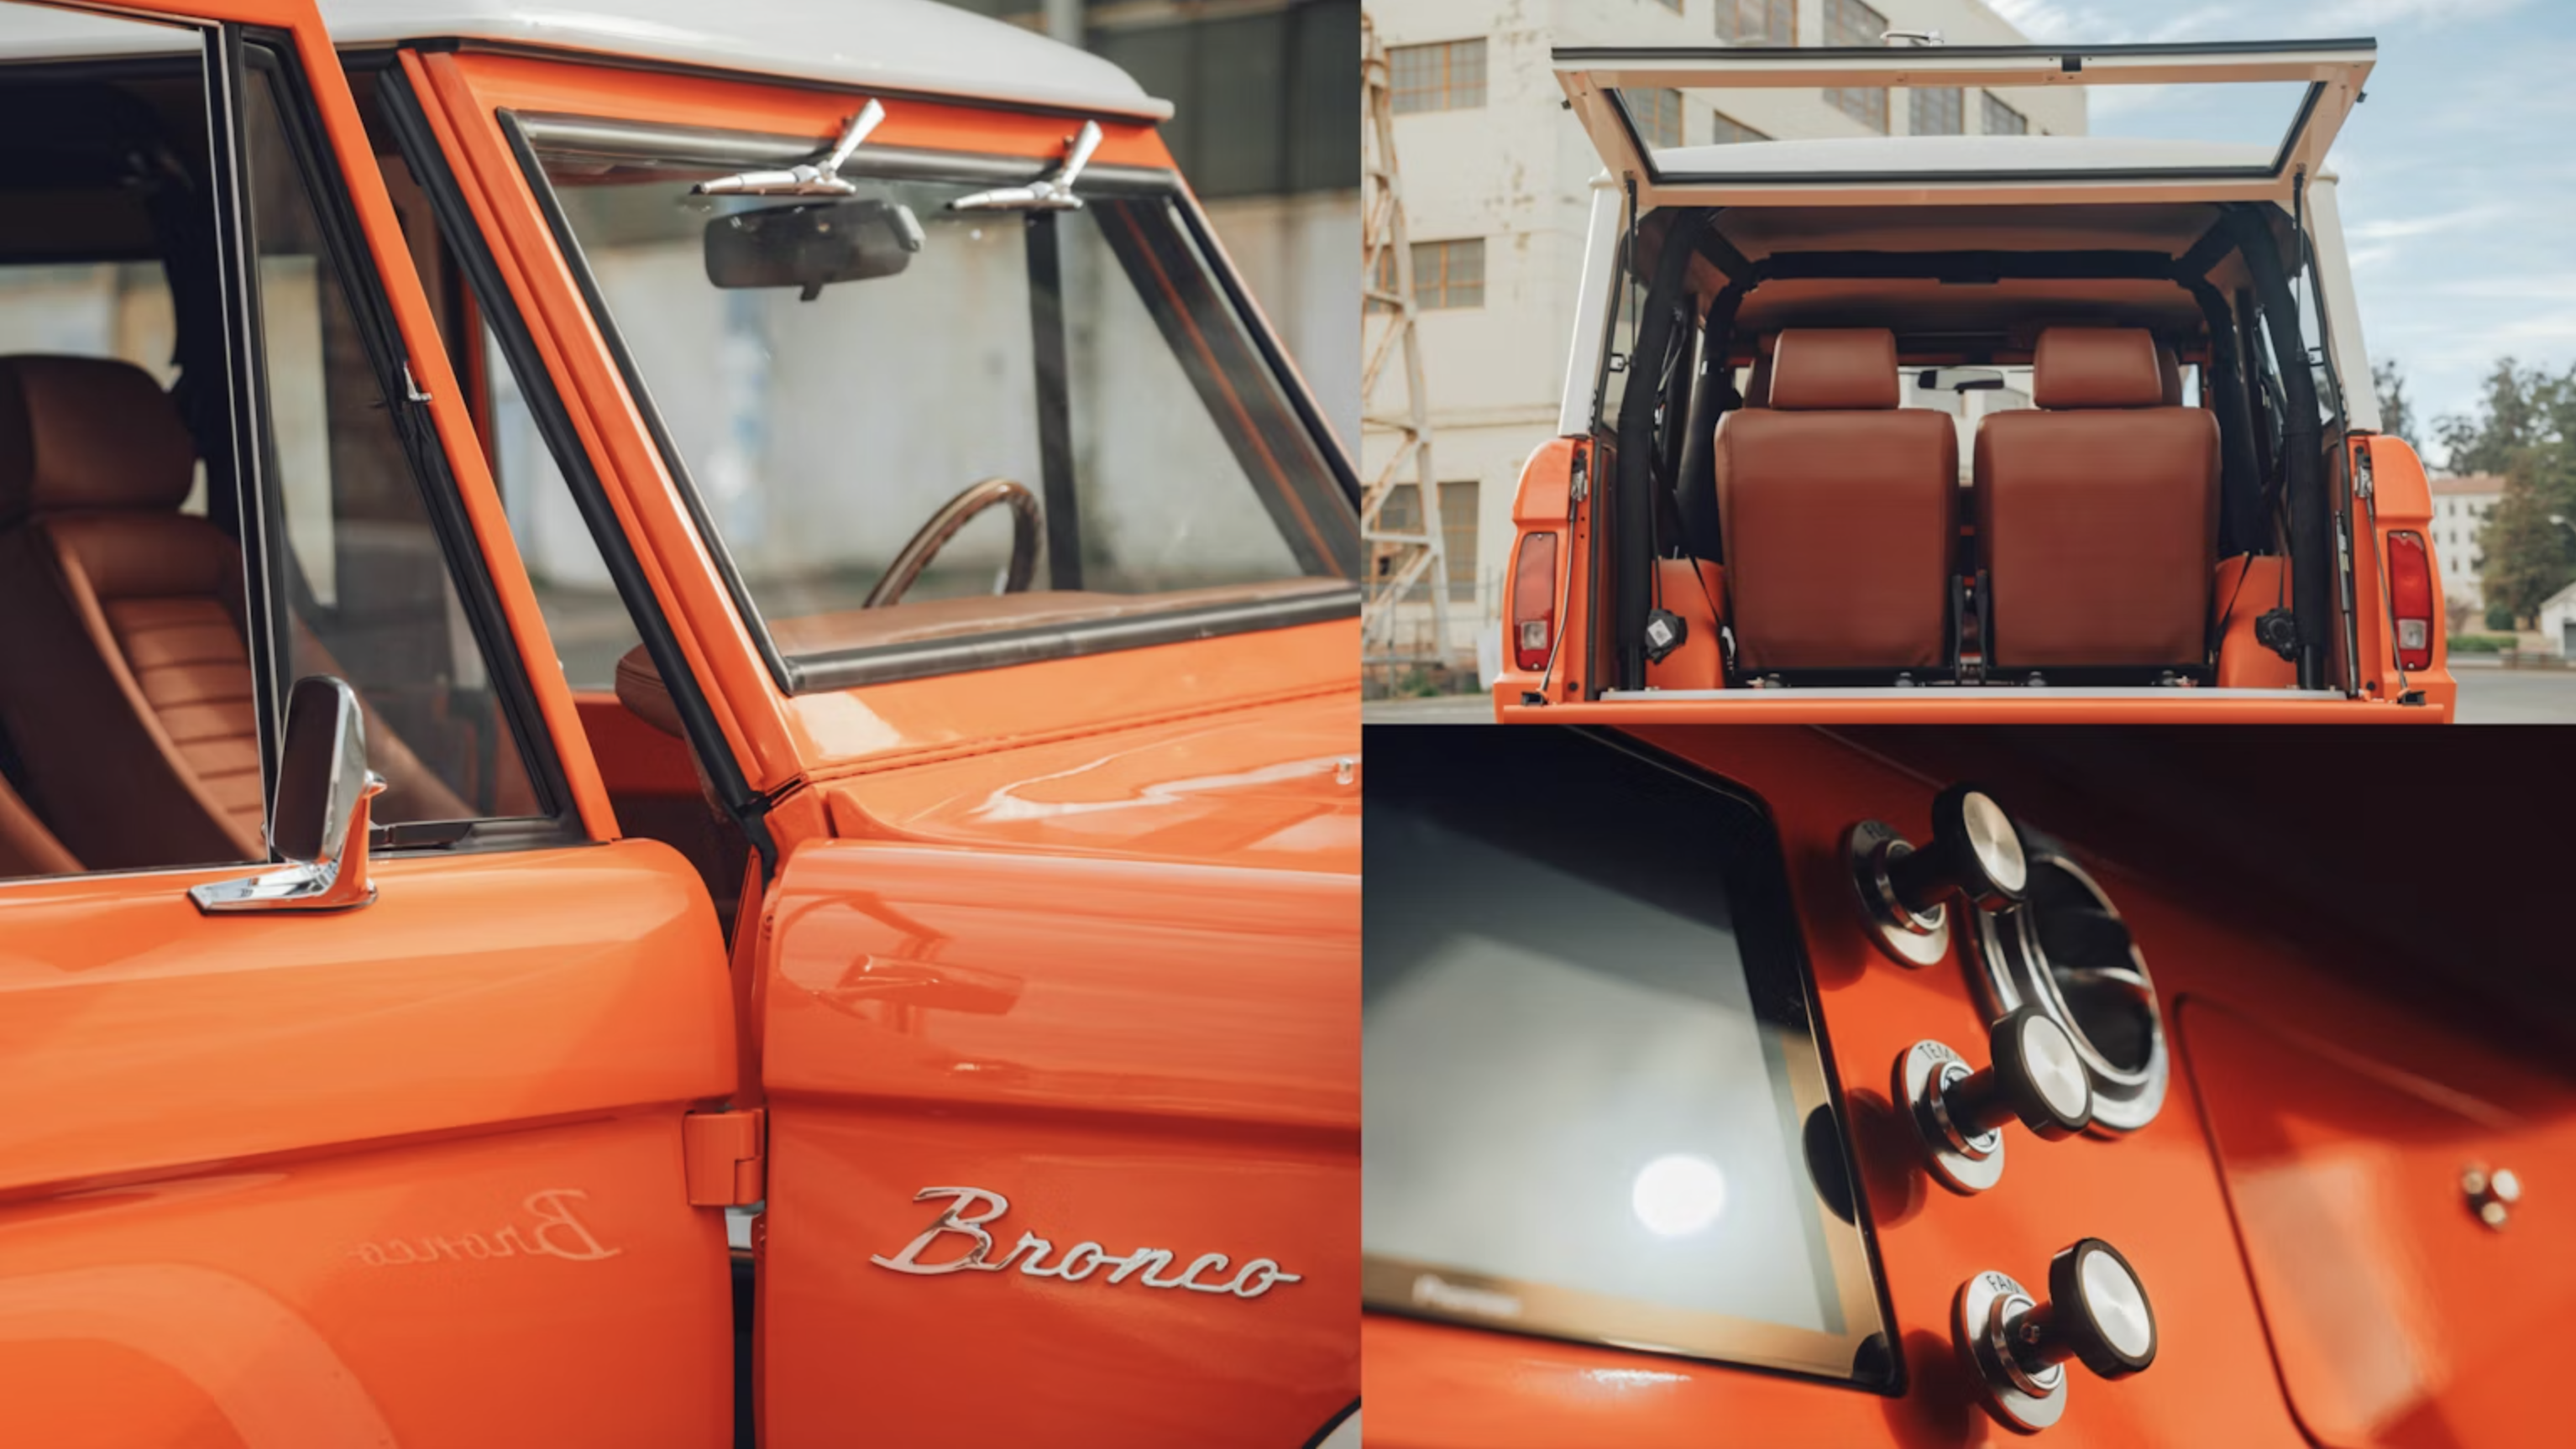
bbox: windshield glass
[530,142,1356,684]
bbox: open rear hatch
[1554,39,2374,208]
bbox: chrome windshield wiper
[950,120,1102,212]
[695,100,885,197]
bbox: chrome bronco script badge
[871,1185,1303,1300]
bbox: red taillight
[1511,531,1559,672]
[2386,530,2434,671]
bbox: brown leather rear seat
[1975,327,2219,671]
[1715,327,1957,672]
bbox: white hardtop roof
[1559,39,2373,210]
[0,0,1170,120]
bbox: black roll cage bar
[1610,201,2343,693]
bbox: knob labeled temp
[1896,1008,2095,1194]
[1955,1240,2157,1432]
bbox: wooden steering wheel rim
[863,477,1044,609]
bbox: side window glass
[240,55,545,829]
[0,5,259,879]
[484,326,639,688]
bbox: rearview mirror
[705,198,924,301]
[190,676,385,914]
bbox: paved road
[2453,665,2576,724]
[1365,669,2576,724]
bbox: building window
[1982,91,2029,135]
[1631,87,1685,148]
[1412,238,1485,310]
[1711,110,1770,145]
[1909,86,1964,136]
[1824,0,1890,133]
[1380,480,1481,601]
[1390,39,1486,114]
[1715,0,1795,43]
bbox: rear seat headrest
[0,354,196,526]
[2034,327,2166,411]
[1767,329,1898,411]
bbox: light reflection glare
[1631,1153,1728,1237]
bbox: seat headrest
[0,354,197,526]
[2034,328,2165,410]
[1767,329,1898,411]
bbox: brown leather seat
[0,355,267,870]
[0,355,469,872]
[1975,327,2219,671]
[1715,327,1957,672]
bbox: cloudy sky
[1984,0,2571,461]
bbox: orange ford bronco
[1495,39,2452,723]
[0,1,1359,1444]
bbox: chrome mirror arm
[695,100,886,197]
[191,773,385,914]
[190,676,389,915]
[950,120,1102,212]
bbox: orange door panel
[759,842,1359,1446]
[0,843,739,1445]
[0,2,737,1439]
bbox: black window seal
[376,69,780,876]
[499,107,1359,695]
[235,30,580,855]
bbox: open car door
[0,3,737,1443]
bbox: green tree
[2481,451,2576,626]
[2437,358,2576,625]
[2372,358,2419,451]
[2435,358,2556,477]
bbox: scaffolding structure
[1359,10,1456,674]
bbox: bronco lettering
[870,1185,1303,1300]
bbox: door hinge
[683,1107,765,1207]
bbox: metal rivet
[2466,1164,2521,1228]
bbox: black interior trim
[380,76,778,873]
[2223,202,2330,688]
[1613,208,1709,688]
[241,33,578,844]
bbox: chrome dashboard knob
[1847,784,2027,968]
[1888,784,2029,915]
[1896,1008,2094,1194]
[1955,1239,2157,1432]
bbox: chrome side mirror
[190,676,386,914]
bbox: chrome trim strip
[783,587,1360,693]
[519,112,1176,193]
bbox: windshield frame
[501,108,1360,694]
